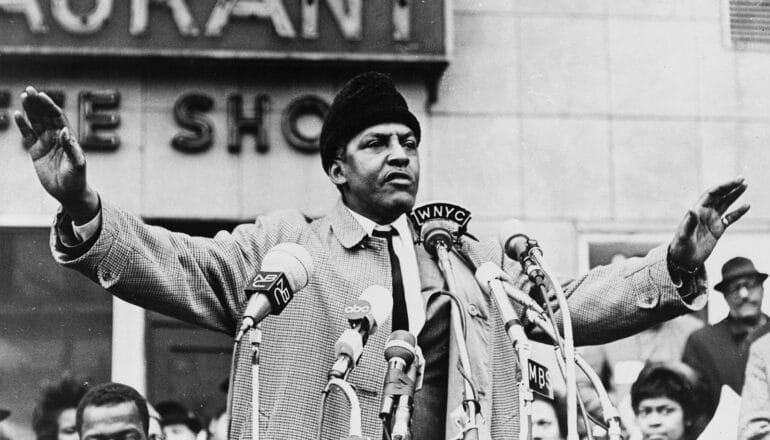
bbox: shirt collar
[346,206,412,240]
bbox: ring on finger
[721,216,729,227]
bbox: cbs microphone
[498,219,544,281]
[329,285,392,379]
[236,242,313,341]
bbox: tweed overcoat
[51,198,706,440]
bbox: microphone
[475,262,544,314]
[329,285,393,379]
[475,262,560,342]
[498,219,544,281]
[420,219,455,257]
[236,243,313,341]
[380,331,422,440]
[379,330,417,418]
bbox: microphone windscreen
[498,218,526,250]
[260,243,314,290]
[360,285,393,328]
[420,219,454,256]
[384,330,416,364]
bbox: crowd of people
[528,256,770,440]
[0,376,226,440]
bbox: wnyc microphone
[329,285,392,379]
[236,243,313,341]
[420,219,455,257]
[498,219,544,281]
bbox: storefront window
[0,227,111,440]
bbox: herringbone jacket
[51,198,706,440]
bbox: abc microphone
[236,243,313,341]
[329,285,393,379]
[498,219,544,281]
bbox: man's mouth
[385,171,412,184]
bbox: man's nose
[739,285,750,299]
[386,136,409,164]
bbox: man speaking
[14,72,749,439]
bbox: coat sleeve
[463,237,709,346]
[50,199,306,335]
[739,337,770,440]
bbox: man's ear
[328,159,347,186]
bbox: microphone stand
[433,240,481,440]
[527,246,578,440]
[517,300,621,440]
[227,324,263,440]
[319,378,369,440]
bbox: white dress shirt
[346,208,426,335]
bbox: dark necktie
[372,228,409,331]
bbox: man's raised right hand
[14,86,99,224]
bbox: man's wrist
[63,187,100,225]
[666,248,701,299]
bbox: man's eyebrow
[85,428,142,440]
[361,131,415,141]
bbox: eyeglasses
[725,278,763,295]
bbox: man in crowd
[32,374,90,440]
[76,383,149,440]
[683,257,770,403]
[14,72,749,439]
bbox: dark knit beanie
[320,72,421,174]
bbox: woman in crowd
[631,362,713,440]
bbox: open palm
[15,87,97,222]
[669,177,750,270]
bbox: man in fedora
[683,257,770,403]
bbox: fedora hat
[714,256,768,293]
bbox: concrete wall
[429,1,770,283]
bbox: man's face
[329,123,419,224]
[81,402,147,440]
[723,275,764,321]
[636,397,686,440]
[57,408,78,440]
